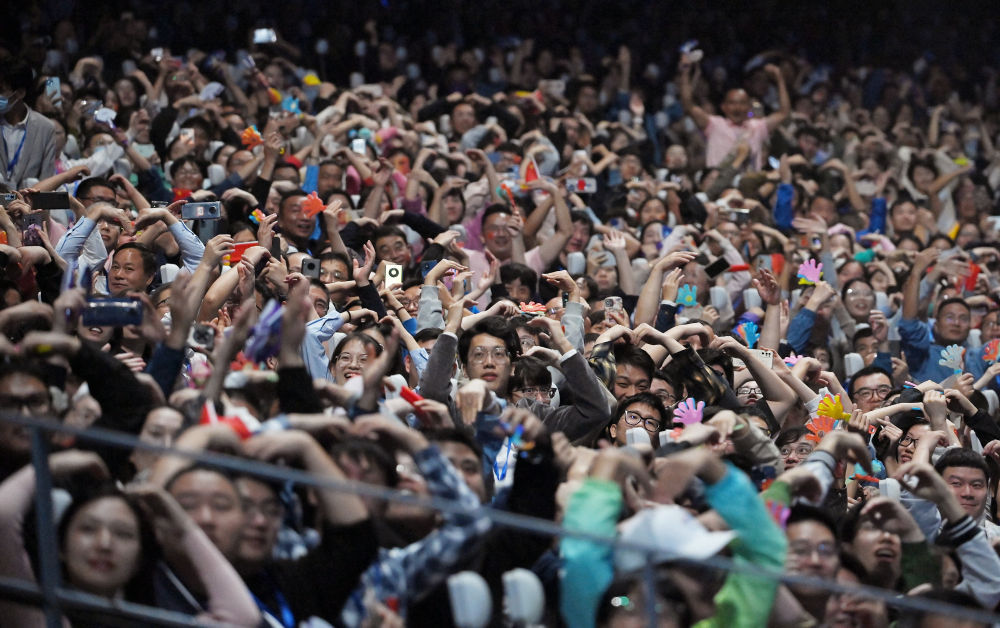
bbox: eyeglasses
[788,541,838,559]
[515,386,555,399]
[320,269,347,281]
[623,410,662,432]
[845,289,874,300]
[0,393,50,413]
[854,385,892,401]
[470,346,509,364]
[335,353,369,367]
[898,435,917,448]
[737,386,762,397]
[377,242,408,256]
[780,444,814,458]
[941,314,971,324]
[96,217,124,230]
[654,390,678,405]
[174,167,202,176]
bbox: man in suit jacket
[0,58,57,189]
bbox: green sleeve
[695,464,788,628]
[560,478,622,628]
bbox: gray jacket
[418,332,610,444]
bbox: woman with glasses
[509,356,554,405]
[606,392,670,447]
[774,426,815,472]
[330,332,383,385]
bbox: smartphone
[31,191,69,210]
[179,128,195,144]
[81,298,143,327]
[301,257,321,279]
[151,47,164,62]
[750,349,774,369]
[181,201,221,220]
[705,257,729,279]
[1,193,16,204]
[604,296,623,313]
[17,212,46,231]
[385,262,403,289]
[351,138,366,154]
[270,235,283,260]
[253,28,277,45]
[767,156,780,170]
[187,323,216,351]
[565,177,597,194]
[45,77,62,105]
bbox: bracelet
[344,310,351,322]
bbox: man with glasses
[784,505,841,621]
[848,366,894,413]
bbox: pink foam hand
[672,398,705,425]
[797,259,823,285]
[784,352,802,367]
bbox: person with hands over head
[900,247,982,382]
[339,414,493,626]
[892,460,1000,608]
[0,450,261,627]
[230,429,376,627]
[678,54,789,171]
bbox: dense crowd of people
[2,4,1000,627]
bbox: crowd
[2,3,1000,627]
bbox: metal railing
[3,412,1000,627]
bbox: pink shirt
[704,115,770,171]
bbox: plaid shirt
[340,444,491,626]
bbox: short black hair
[787,504,840,542]
[510,355,552,390]
[277,188,308,214]
[75,176,114,201]
[612,344,655,382]
[114,242,158,278]
[457,316,521,366]
[0,57,34,93]
[847,365,891,398]
[500,263,537,292]
[610,392,671,433]
[169,155,207,180]
[481,203,512,228]
[936,297,971,318]
[934,448,990,482]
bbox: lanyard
[250,574,295,628]
[2,129,26,179]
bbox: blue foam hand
[281,95,301,115]
[678,284,697,307]
[737,321,760,349]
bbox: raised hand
[752,268,782,306]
